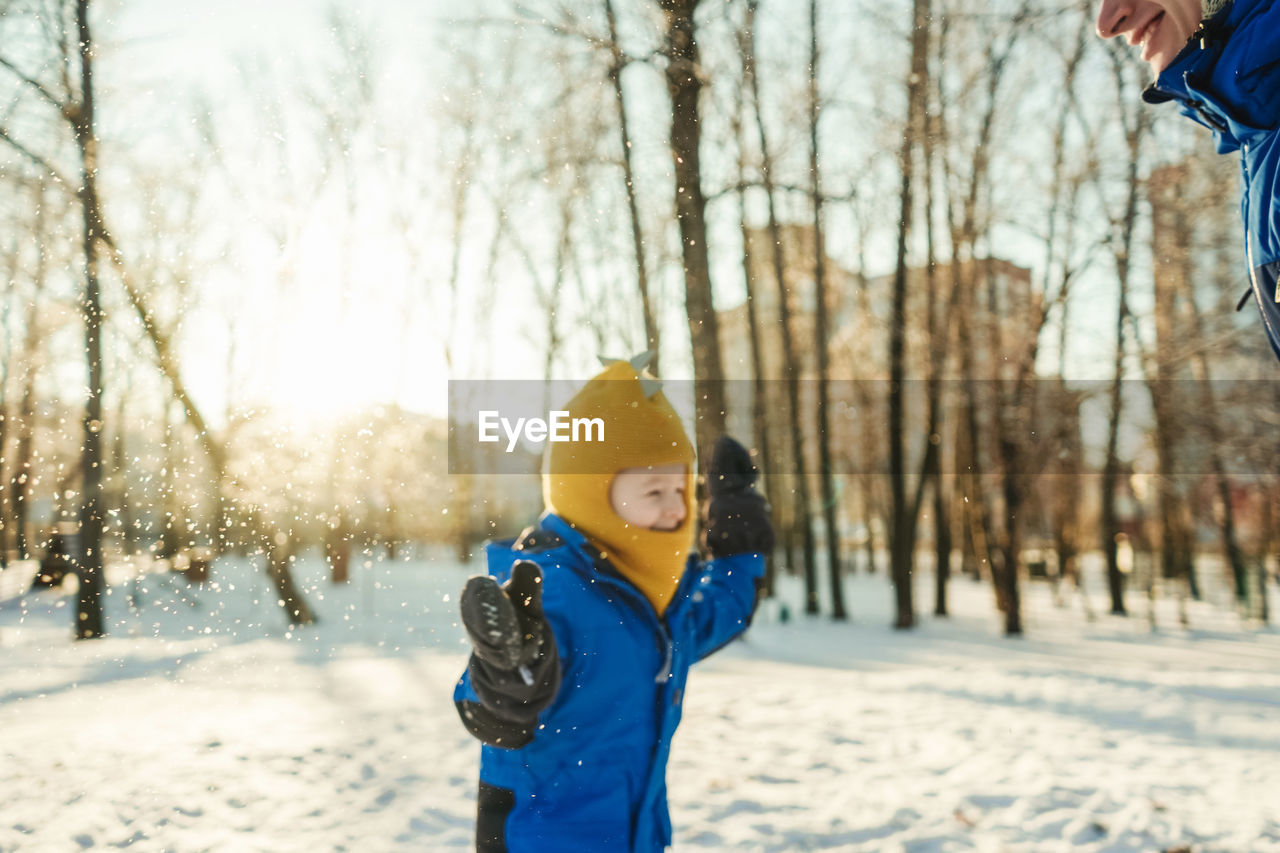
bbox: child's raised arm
[686,436,774,659]
[703,436,775,559]
[454,562,560,749]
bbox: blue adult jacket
[453,512,765,852]
[1145,0,1280,360]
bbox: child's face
[609,464,688,531]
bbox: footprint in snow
[748,774,797,784]
[109,830,148,849]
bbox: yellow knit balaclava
[543,357,695,616]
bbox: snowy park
[3,0,1280,851]
[2,551,1277,852]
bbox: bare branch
[95,226,229,478]
[513,1,612,51]
[0,54,66,114]
[0,123,72,185]
[704,179,858,206]
[447,9,654,67]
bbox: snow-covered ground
[1,549,1277,852]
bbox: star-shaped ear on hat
[597,350,654,371]
[638,377,663,399]
[597,350,662,398]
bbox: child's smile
[609,464,689,531]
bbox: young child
[453,355,773,852]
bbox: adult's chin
[1145,22,1198,75]
[1146,45,1180,76]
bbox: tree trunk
[1051,323,1080,609]
[1259,484,1272,624]
[984,10,1074,636]
[266,530,316,627]
[887,0,930,629]
[1214,468,1247,606]
[741,0,817,612]
[11,359,36,561]
[933,478,951,614]
[1179,256,1250,609]
[936,11,993,593]
[1101,84,1146,618]
[1040,16,1089,613]
[731,37,777,595]
[996,439,1024,636]
[326,516,351,584]
[1147,165,1198,611]
[1050,402,1085,607]
[112,389,136,556]
[160,403,182,559]
[5,184,43,563]
[605,0,660,371]
[1101,437,1126,616]
[807,0,845,620]
[990,301,1049,638]
[661,0,727,463]
[0,271,19,564]
[863,508,877,574]
[72,0,105,640]
[0,373,7,570]
[921,31,951,618]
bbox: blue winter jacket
[1144,0,1280,360]
[453,511,765,852]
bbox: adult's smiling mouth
[1132,11,1166,60]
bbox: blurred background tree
[0,0,1274,639]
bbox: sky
[85,0,733,426]
[14,0,1247,438]
[93,0,457,423]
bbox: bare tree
[658,0,728,462]
[726,15,778,594]
[740,0,819,613]
[604,0,662,370]
[1148,163,1199,610]
[922,25,954,618]
[1099,43,1151,617]
[0,178,24,566]
[936,4,1018,617]
[983,2,1087,637]
[481,1,666,370]
[887,0,931,629]
[1149,159,1255,614]
[1040,6,1096,617]
[0,0,108,637]
[807,0,846,620]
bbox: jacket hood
[1142,0,1276,150]
[1144,0,1243,101]
[482,512,593,584]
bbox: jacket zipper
[576,542,678,682]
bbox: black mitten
[457,561,560,747]
[702,436,775,559]
[460,561,550,672]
